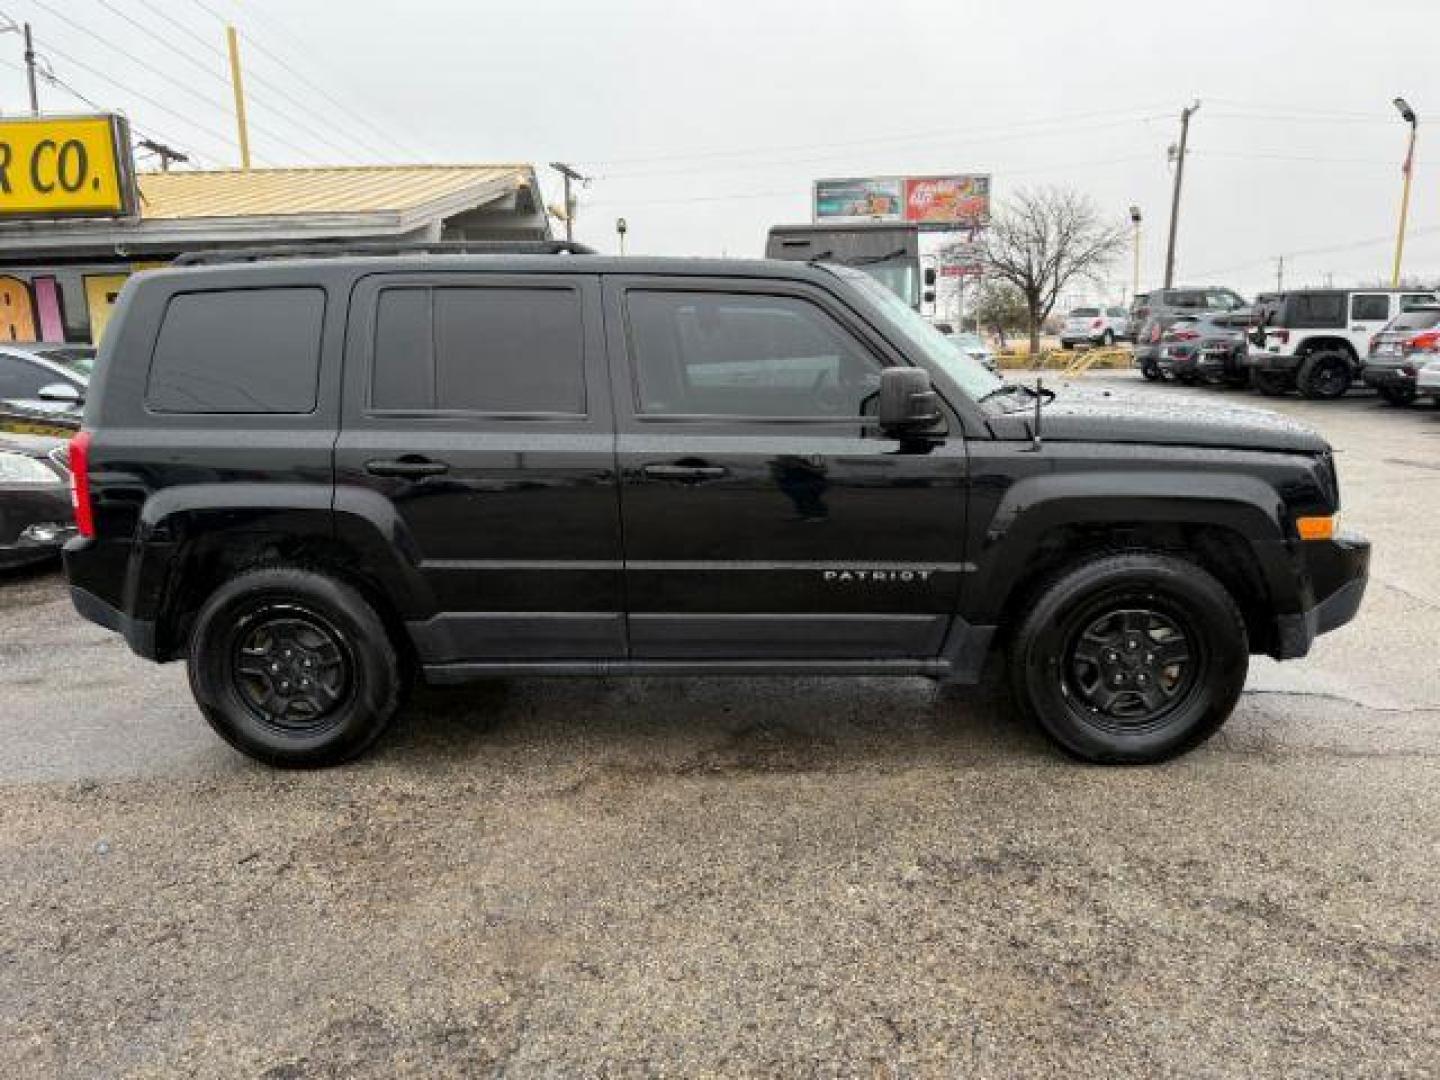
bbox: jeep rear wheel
[1297,351,1352,399]
[188,568,404,767]
[1008,553,1248,764]
[1250,369,1291,396]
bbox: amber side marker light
[1296,514,1339,541]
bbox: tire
[1007,553,1248,765]
[187,567,403,767]
[1101,330,1115,347]
[1378,384,1416,406]
[1140,361,1162,382]
[1251,369,1291,396]
[1296,351,1352,399]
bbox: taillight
[1270,329,1290,344]
[68,430,94,539]
[1091,318,1104,329]
[1171,329,1199,341]
[1149,324,1161,343]
[1405,330,1440,354]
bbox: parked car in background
[1155,310,1252,386]
[0,343,94,423]
[1360,305,1440,405]
[1248,288,1438,398]
[1131,287,1248,379]
[0,422,75,569]
[1416,355,1440,404]
[1059,305,1129,348]
[941,328,998,373]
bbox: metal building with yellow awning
[0,163,551,344]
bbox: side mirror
[878,367,942,434]
[37,382,83,405]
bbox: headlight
[0,450,62,484]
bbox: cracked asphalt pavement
[2,375,1438,1076]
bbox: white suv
[1060,305,1129,348]
[1247,288,1438,398]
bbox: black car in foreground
[64,243,1369,768]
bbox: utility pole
[1391,97,1418,287]
[1275,255,1284,292]
[549,162,590,243]
[23,22,37,115]
[1128,205,1142,299]
[226,25,251,169]
[1163,100,1200,289]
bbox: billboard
[0,114,137,220]
[813,177,905,223]
[904,175,990,228]
[813,174,990,229]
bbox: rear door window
[370,285,586,416]
[146,288,325,414]
[1350,294,1390,322]
[1283,293,1345,329]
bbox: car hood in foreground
[1005,386,1329,454]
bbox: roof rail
[172,239,597,266]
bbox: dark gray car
[1132,287,1248,379]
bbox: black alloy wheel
[231,605,352,733]
[1297,351,1352,399]
[188,567,404,767]
[1063,607,1197,733]
[1008,553,1248,764]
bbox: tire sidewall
[1298,351,1351,399]
[188,569,400,767]
[1011,556,1248,764]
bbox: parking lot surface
[2,374,1438,1076]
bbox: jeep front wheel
[188,568,404,767]
[1297,351,1352,399]
[1008,553,1248,764]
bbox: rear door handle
[641,463,728,481]
[365,456,450,478]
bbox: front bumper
[1273,531,1370,659]
[0,485,75,568]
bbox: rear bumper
[1361,364,1415,389]
[68,583,159,659]
[1245,350,1300,373]
[1272,531,1370,659]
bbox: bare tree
[979,186,1128,359]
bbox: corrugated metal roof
[136,165,533,220]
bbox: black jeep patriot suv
[64,244,1369,767]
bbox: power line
[1189,224,1440,281]
[189,0,426,162]
[27,0,330,166]
[122,0,375,165]
[586,105,1175,172]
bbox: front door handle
[365,456,450,478]
[641,463,728,481]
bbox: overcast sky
[6,0,1437,299]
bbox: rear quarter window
[146,288,325,414]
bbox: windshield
[826,264,1002,401]
[38,348,95,379]
[1387,309,1440,332]
[854,259,919,309]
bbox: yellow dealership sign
[0,114,137,219]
